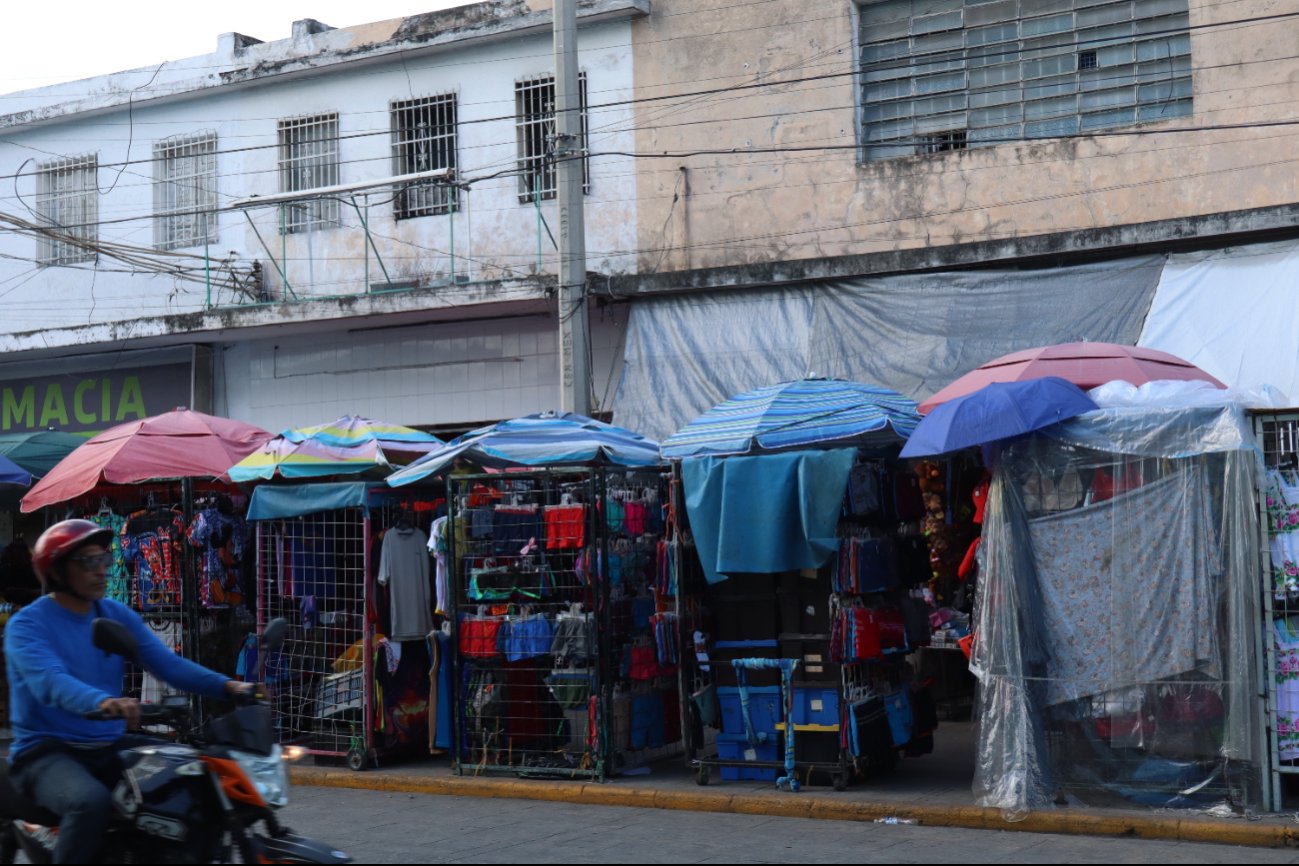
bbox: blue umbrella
[661,378,921,459]
[899,377,1099,459]
[0,453,32,487]
[386,412,661,487]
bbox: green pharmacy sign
[0,364,192,435]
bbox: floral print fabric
[1266,469,1299,600]
[1274,619,1299,760]
[1028,468,1220,707]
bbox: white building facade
[0,0,645,436]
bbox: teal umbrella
[0,430,87,478]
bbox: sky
[1,1,473,95]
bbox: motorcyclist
[4,519,254,864]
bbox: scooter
[0,617,352,864]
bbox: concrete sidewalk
[289,722,1299,850]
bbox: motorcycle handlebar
[84,703,185,723]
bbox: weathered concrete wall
[0,1,640,337]
[631,0,1299,273]
[216,303,629,431]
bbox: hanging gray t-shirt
[377,526,433,641]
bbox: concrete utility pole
[554,0,592,416]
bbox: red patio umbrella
[20,408,272,513]
[918,342,1226,415]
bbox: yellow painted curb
[290,766,1299,849]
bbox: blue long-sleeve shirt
[4,596,230,761]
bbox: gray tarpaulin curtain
[612,256,1164,441]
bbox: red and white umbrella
[918,342,1226,415]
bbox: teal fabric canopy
[682,448,855,584]
[248,482,381,521]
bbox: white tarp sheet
[1139,238,1299,404]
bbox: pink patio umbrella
[918,342,1226,415]
[21,408,272,513]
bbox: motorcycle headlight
[231,745,290,808]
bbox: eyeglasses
[67,553,113,570]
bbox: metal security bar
[277,114,341,233]
[515,73,589,203]
[857,0,1193,160]
[1254,411,1299,811]
[35,154,97,264]
[391,95,458,218]
[153,132,218,250]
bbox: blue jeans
[12,737,155,864]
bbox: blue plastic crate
[718,686,783,738]
[791,686,839,726]
[716,733,779,781]
[884,690,913,747]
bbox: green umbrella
[0,430,86,477]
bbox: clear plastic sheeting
[972,405,1264,817]
[613,256,1164,442]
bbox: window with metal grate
[35,154,98,265]
[515,73,589,204]
[391,94,459,219]
[277,113,341,233]
[154,133,218,250]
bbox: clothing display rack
[447,467,680,782]
[252,483,448,770]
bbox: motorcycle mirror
[92,618,141,666]
[261,618,290,653]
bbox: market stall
[663,379,956,790]
[971,397,1264,815]
[17,409,272,705]
[387,412,676,781]
[232,415,447,770]
[246,482,448,770]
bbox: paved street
[277,786,1299,864]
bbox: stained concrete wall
[630,0,1299,273]
[216,303,629,431]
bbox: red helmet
[32,519,114,582]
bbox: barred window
[154,133,218,250]
[391,94,458,219]
[857,0,1193,160]
[35,155,98,265]
[277,113,340,233]
[515,73,589,203]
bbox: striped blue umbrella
[660,378,921,459]
[386,412,661,487]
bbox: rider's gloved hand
[98,697,142,729]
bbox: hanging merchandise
[121,506,186,612]
[251,482,444,769]
[86,504,130,605]
[378,515,434,642]
[447,467,678,781]
[187,495,248,608]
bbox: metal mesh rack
[1254,410,1299,810]
[448,467,678,781]
[255,489,442,769]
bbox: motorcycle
[0,616,352,864]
